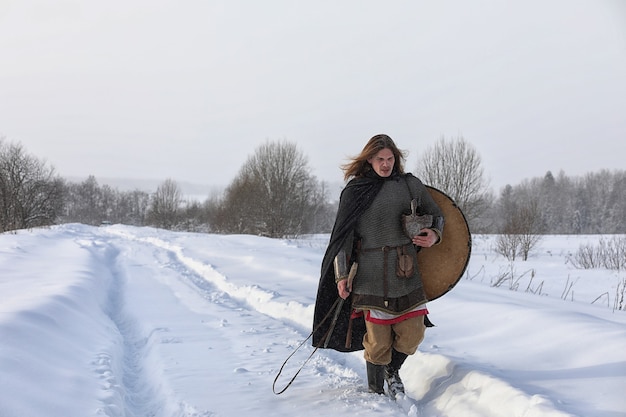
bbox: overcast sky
[1,0,625,192]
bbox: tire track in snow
[78,237,171,417]
[105,230,313,330]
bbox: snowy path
[1,225,625,417]
[99,227,409,416]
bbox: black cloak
[311,171,392,351]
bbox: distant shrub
[571,236,626,271]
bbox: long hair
[341,134,407,181]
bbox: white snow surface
[1,224,625,417]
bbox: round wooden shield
[417,186,472,301]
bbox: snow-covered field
[1,224,624,417]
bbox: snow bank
[1,225,624,417]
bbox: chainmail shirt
[343,173,443,315]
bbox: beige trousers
[362,314,426,365]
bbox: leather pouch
[396,245,414,278]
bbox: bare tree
[63,176,103,225]
[147,178,182,230]
[214,140,325,237]
[118,189,150,226]
[0,139,64,232]
[516,197,543,260]
[213,175,256,234]
[309,180,337,233]
[495,185,543,261]
[414,136,491,231]
[495,233,520,261]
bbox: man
[312,134,443,397]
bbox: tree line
[0,138,335,237]
[2,136,624,237]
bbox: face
[368,148,395,177]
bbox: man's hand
[412,228,438,247]
[337,279,351,299]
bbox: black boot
[366,362,385,394]
[385,350,408,398]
